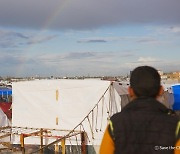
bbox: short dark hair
[130,66,161,97]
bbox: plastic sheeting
[12,79,121,145]
[113,82,130,109]
[0,108,10,127]
[114,82,175,110]
[172,85,180,110]
[0,87,12,96]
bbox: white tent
[11,79,176,153]
[12,79,121,146]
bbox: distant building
[161,75,168,80]
[101,76,118,81]
[172,72,180,78]
[167,72,180,79]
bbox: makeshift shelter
[0,87,12,103]
[0,87,12,97]
[11,79,122,153]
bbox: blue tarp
[0,87,12,96]
[172,85,180,110]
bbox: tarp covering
[113,82,130,109]
[0,87,12,96]
[12,79,121,145]
[172,85,180,110]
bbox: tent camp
[8,79,177,153]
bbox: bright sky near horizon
[0,0,180,77]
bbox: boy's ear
[128,86,136,98]
[158,86,164,96]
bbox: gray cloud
[0,0,179,30]
[26,35,58,45]
[137,38,158,43]
[0,30,29,39]
[77,36,165,45]
[0,42,17,48]
[77,37,121,43]
[65,52,96,59]
[77,39,107,43]
[0,29,57,48]
[0,30,28,48]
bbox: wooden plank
[0,126,11,130]
[0,133,11,139]
[61,138,66,154]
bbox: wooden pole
[40,128,43,154]
[20,134,25,154]
[61,138,66,154]
[81,131,87,154]
[55,143,59,154]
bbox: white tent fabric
[12,79,121,145]
[0,108,10,127]
[0,108,10,148]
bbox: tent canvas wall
[12,79,121,146]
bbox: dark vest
[110,97,179,154]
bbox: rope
[92,109,94,133]
[100,97,104,131]
[87,116,94,140]
[95,104,99,132]
[68,137,74,154]
[75,134,80,154]
[31,84,111,153]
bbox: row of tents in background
[0,82,180,125]
[1,83,180,120]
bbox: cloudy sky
[0,0,180,77]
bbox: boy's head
[129,66,162,98]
